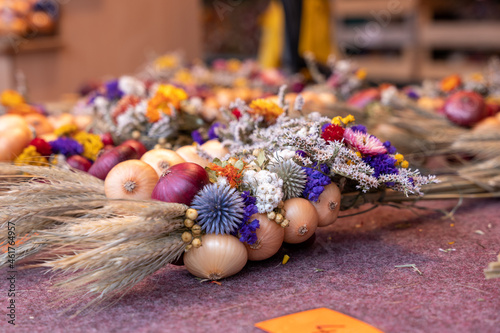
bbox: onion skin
[88,144,136,180]
[245,213,285,261]
[66,155,92,172]
[0,115,33,161]
[184,234,248,280]
[23,113,54,136]
[200,140,230,160]
[151,162,209,205]
[283,198,319,244]
[175,145,209,167]
[311,183,341,227]
[120,139,147,159]
[443,91,487,127]
[140,148,185,177]
[104,160,159,200]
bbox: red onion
[120,139,147,158]
[88,145,136,180]
[346,88,380,109]
[100,133,114,146]
[443,91,487,127]
[66,155,92,172]
[151,162,209,205]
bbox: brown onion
[245,213,284,261]
[88,144,137,180]
[104,160,158,200]
[200,140,230,159]
[23,113,54,136]
[175,145,209,167]
[184,234,248,280]
[151,162,209,205]
[311,183,341,227]
[283,198,319,244]
[0,115,33,161]
[140,148,185,177]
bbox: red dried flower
[321,124,345,143]
[231,108,242,120]
[30,137,52,156]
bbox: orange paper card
[255,308,384,333]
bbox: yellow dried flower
[146,84,188,122]
[401,160,409,168]
[331,114,355,126]
[249,98,284,122]
[394,153,404,163]
[73,131,104,161]
[226,58,242,72]
[14,145,49,166]
[55,124,78,137]
[155,55,178,69]
[1,90,24,107]
[174,69,194,85]
[356,68,367,80]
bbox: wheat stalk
[485,254,500,279]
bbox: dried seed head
[185,244,193,252]
[182,232,193,243]
[185,208,198,220]
[192,224,202,236]
[281,219,289,228]
[267,211,276,220]
[192,238,202,248]
[275,214,284,223]
[158,137,167,145]
[184,218,195,228]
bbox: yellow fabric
[299,0,332,64]
[258,1,284,68]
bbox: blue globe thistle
[191,184,245,234]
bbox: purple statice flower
[321,123,330,132]
[104,80,124,100]
[233,191,260,245]
[406,90,419,99]
[191,130,205,145]
[383,141,397,154]
[302,163,332,202]
[350,125,367,134]
[363,154,398,178]
[208,122,225,140]
[296,150,308,158]
[50,137,83,157]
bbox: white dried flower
[119,76,145,96]
[242,170,284,213]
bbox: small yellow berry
[158,137,167,145]
[154,144,162,149]
[192,238,202,248]
[181,232,193,243]
[185,208,198,220]
[184,218,195,228]
[281,219,289,228]
[275,214,284,223]
[185,244,193,252]
[191,225,202,236]
[267,211,276,220]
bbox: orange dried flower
[248,98,284,123]
[146,84,188,123]
[208,163,244,188]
